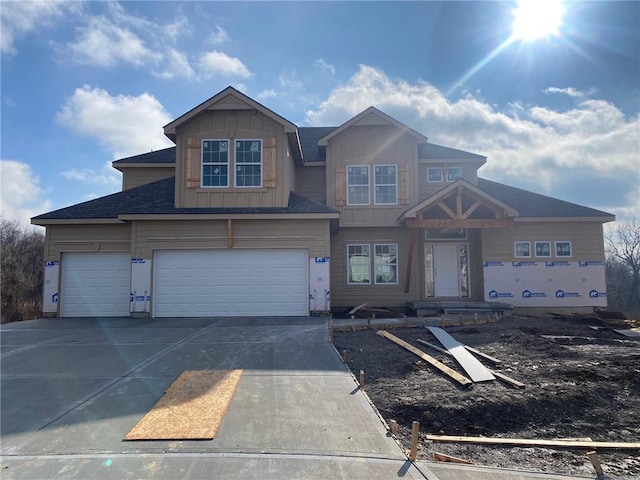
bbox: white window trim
[427,167,443,183]
[374,164,398,205]
[555,241,572,258]
[446,166,462,182]
[234,139,263,188]
[201,139,230,188]
[374,243,399,285]
[346,165,370,206]
[535,241,552,258]
[514,241,531,258]
[347,243,371,285]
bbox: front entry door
[434,244,459,297]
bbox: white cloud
[153,49,195,80]
[198,50,253,78]
[0,160,52,226]
[257,89,277,100]
[59,15,161,67]
[305,65,640,218]
[60,161,120,189]
[313,58,335,75]
[279,70,303,90]
[56,85,174,159]
[0,0,79,55]
[544,86,597,98]
[209,25,229,45]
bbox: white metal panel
[153,249,308,317]
[60,253,131,317]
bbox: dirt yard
[333,315,640,479]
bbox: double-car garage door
[153,249,308,317]
[59,249,309,317]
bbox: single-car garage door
[153,249,308,317]
[60,252,131,317]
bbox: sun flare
[511,0,565,41]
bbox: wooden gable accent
[186,138,201,188]
[401,180,518,229]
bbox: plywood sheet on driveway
[124,369,242,440]
[426,327,495,382]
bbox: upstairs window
[427,167,443,183]
[347,166,370,205]
[235,140,262,187]
[202,140,229,187]
[555,241,572,257]
[446,166,462,182]
[374,165,397,205]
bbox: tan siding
[175,110,294,209]
[133,219,330,259]
[295,165,326,204]
[325,125,420,227]
[418,163,479,200]
[481,222,606,261]
[330,227,420,308]
[46,224,131,260]
[122,167,176,190]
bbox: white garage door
[153,249,308,317]
[60,252,131,317]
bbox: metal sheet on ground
[426,327,495,382]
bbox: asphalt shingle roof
[112,147,176,164]
[32,177,337,221]
[477,178,614,219]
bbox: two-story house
[32,86,615,318]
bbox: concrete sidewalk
[1,317,588,479]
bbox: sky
[1,0,639,230]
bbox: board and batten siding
[295,164,327,205]
[330,227,420,308]
[45,224,131,261]
[175,110,295,209]
[325,125,420,227]
[122,167,176,190]
[482,222,606,261]
[132,219,330,259]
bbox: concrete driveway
[0,317,587,479]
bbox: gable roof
[477,178,615,221]
[31,177,338,224]
[318,107,427,146]
[112,147,176,167]
[419,142,486,162]
[163,86,297,141]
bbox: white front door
[434,244,460,297]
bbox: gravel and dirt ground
[333,315,640,479]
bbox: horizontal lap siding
[295,165,326,205]
[133,219,330,258]
[123,167,175,190]
[46,224,131,261]
[482,222,605,261]
[330,227,419,308]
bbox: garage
[153,249,309,317]
[60,252,131,317]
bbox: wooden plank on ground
[433,451,473,464]
[426,327,495,382]
[124,369,242,441]
[349,303,368,315]
[376,330,472,386]
[463,345,502,364]
[417,339,524,389]
[426,435,640,450]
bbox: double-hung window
[374,244,398,284]
[347,244,370,284]
[202,140,229,187]
[446,166,462,182]
[374,165,397,205]
[347,166,370,205]
[235,140,262,187]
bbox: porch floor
[407,300,513,317]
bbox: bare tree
[1,218,45,323]
[605,219,640,316]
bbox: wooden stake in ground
[389,419,398,436]
[410,421,420,460]
[376,330,472,386]
[587,451,605,477]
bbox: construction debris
[425,434,640,450]
[376,330,472,386]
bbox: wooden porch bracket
[404,229,417,293]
